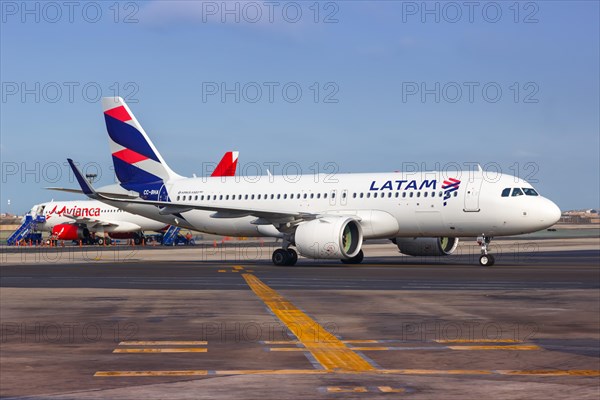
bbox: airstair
[7,214,45,245]
[161,225,181,246]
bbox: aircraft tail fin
[102,97,182,186]
[211,151,239,177]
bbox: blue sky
[1,0,598,214]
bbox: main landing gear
[272,248,298,266]
[477,235,495,266]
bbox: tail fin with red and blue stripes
[102,97,182,186]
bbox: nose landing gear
[477,235,495,266]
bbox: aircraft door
[463,171,483,212]
[341,190,348,206]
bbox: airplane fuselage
[104,170,560,239]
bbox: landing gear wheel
[341,249,364,264]
[287,249,298,266]
[272,249,290,266]
[479,254,495,267]
[134,236,142,245]
[97,237,105,246]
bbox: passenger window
[388,192,392,198]
[373,193,378,198]
[523,188,539,196]
[245,194,248,200]
[454,191,458,197]
[225,195,229,200]
[438,191,443,197]
[395,192,399,198]
[501,188,511,197]
[353,193,357,198]
[367,193,371,198]
[332,193,336,199]
[310,193,314,199]
[409,192,413,198]
[512,188,524,197]
[271,194,274,200]
[424,192,428,197]
[431,191,435,197]
[177,196,180,201]
[417,192,421,198]
[277,194,281,199]
[402,192,406,198]
[195,195,198,200]
[219,195,223,200]
[342,192,347,199]
[303,194,307,199]
[324,193,328,199]
[251,195,255,200]
[360,193,364,198]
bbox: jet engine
[294,217,363,259]
[52,224,90,240]
[394,237,459,257]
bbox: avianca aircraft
[39,152,239,244]
[28,200,166,244]
[66,97,561,266]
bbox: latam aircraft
[38,152,239,244]
[65,97,561,266]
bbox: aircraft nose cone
[547,201,562,225]
[540,199,561,226]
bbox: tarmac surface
[1,241,599,399]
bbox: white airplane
[27,200,167,245]
[34,152,239,244]
[65,97,561,266]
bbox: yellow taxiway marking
[378,386,405,393]
[95,370,209,377]
[327,386,368,393]
[447,345,540,351]
[269,347,305,352]
[242,273,376,372]
[95,369,600,377]
[266,345,539,352]
[218,270,227,273]
[498,370,600,376]
[233,266,244,270]
[119,341,207,346]
[435,339,523,343]
[113,348,207,353]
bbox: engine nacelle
[294,217,363,259]
[394,237,459,257]
[52,224,90,240]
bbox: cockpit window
[501,188,511,197]
[512,188,524,197]
[522,188,539,196]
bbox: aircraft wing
[66,159,313,225]
[46,187,140,199]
